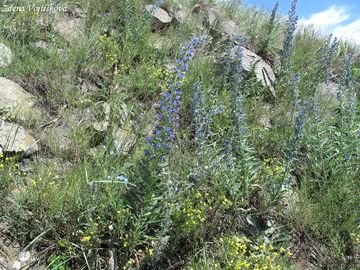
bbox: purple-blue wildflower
[343,55,357,120]
[291,74,300,110]
[230,46,247,138]
[260,1,279,53]
[322,35,338,85]
[193,83,207,147]
[294,110,305,137]
[337,55,353,114]
[281,0,298,73]
[192,83,225,147]
[145,36,207,159]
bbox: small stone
[11,260,21,270]
[19,251,31,262]
[112,125,136,155]
[146,5,172,23]
[222,20,240,36]
[93,121,109,132]
[318,82,339,101]
[174,9,186,22]
[33,41,49,49]
[0,77,42,123]
[192,4,219,29]
[259,104,272,129]
[41,124,72,154]
[148,33,171,50]
[0,121,39,154]
[0,43,12,67]
[93,102,110,132]
[19,159,32,173]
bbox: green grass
[0,0,359,269]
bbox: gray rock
[0,120,38,154]
[0,77,42,122]
[33,41,49,49]
[54,16,84,42]
[18,251,31,263]
[79,80,100,93]
[93,102,110,132]
[192,4,219,29]
[0,230,46,270]
[231,47,276,96]
[191,3,212,14]
[33,157,73,177]
[146,5,172,28]
[174,9,186,22]
[35,15,50,26]
[11,260,21,270]
[222,20,240,36]
[148,33,171,50]
[41,124,72,154]
[318,82,338,101]
[0,43,12,67]
[112,125,136,155]
[259,104,272,129]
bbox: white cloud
[300,5,349,28]
[300,5,360,45]
[333,19,360,44]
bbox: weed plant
[0,0,359,269]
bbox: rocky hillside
[0,0,359,269]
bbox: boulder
[0,121,38,154]
[0,77,42,122]
[54,16,84,42]
[222,20,240,36]
[146,5,172,29]
[41,124,73,154]
[0,43,12,67]
[231,47,276,96]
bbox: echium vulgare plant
[230,46,247,140]
[145,36,207,159]
[224,45,247,166]
[291,73,300,110]
[259,1,279,54]
[279,76,305,191]
[308,36,338,123]
[337,55,355,121]
[321,35,338,85]
[280,0,298,74]
[311,36,337,120]
[193,82,208,148]
[337,55,353,114]
[291,75,306,148]
[193,83,224,148]
[222,35,247,88]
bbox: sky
[244,0,360,44]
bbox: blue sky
[244,0,360,44]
